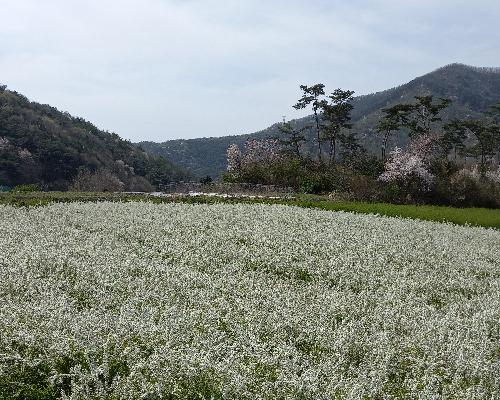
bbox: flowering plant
[0,202,498,399]
[379,134,438,189]
[227,139,283,172]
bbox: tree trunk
[314,111,322,163]
[294,140,301,159]
[382,133,389,161]
[331,137,336,164]
[328,138,334,164]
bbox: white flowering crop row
[0,202,499,399]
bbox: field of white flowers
[0,202,499,399]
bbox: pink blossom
[407,132,440,161]
[227,139,283,172]
[456,165,500,183]
[379,147,434,186]
[227,144,242,171]
[378,133,438,188]
[18,148,32,160]
[241,139,283,167]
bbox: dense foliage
[224,75,500,207]
[0,86,190,190]
[0,202,498,399]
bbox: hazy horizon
[2,0,500,142]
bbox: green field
[1,191,499,229]
[288,195,500,229]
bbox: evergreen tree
[441,120,468,160]
[460,120,500,170]
[408,96,451,137]
[376,107,406,160]
[293,84,327,162]
[379,96,451,139]
[321,89,355,163]
[339,132,364,166]
[276,120,307,159]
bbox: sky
[1,0,500,142]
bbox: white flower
[486,165,500,183]
[379,147,434,185]
[455,165,500,183]
[0,202,498,399]
[18,148,32,160]
[0,136,10,150]
[226,144,242,171]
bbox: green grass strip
[1,192,499,229]
[285,195,500,229]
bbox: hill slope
[140,63,500,178]
[0,86,190,190]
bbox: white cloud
[1,0,499,141]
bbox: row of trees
[282,84,500,169]
[225,84,500,207]
[281,84,357,164]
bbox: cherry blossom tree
[241,139,283,167]
[226,144,242,172]
[379,133,438,189]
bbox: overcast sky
[1,0,499,142]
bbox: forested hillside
[0,86,190,190]
[141,64,500,178]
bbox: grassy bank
[1,191,499,229]
[286,195,500,229]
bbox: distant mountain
[0,86,190,190]
[140,63,500,178]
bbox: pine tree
[293,84,327,162]
[277,120,307,159]
[321,89,355,163]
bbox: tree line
[0,86,191,191]
[225,84,500,208]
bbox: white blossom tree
[241,139,283,167]
[226,144,242,172]
[379,133,438,191]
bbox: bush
[11,184,40,193]
[127,175,154,192]
[379,175,433,204]
[447,174,500,208]
[348,175,380,201]
[69,168,125,192]
[299,169,349,194]
[223,154,500,208]
[224,158,305,188]
[225,158,354,194]
[422,164,500,208]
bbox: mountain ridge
[0,86,190,190]
[140,63,500,178]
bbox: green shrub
[347,174,380,201]
[421,166,500,208]
[11,184,40,193]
